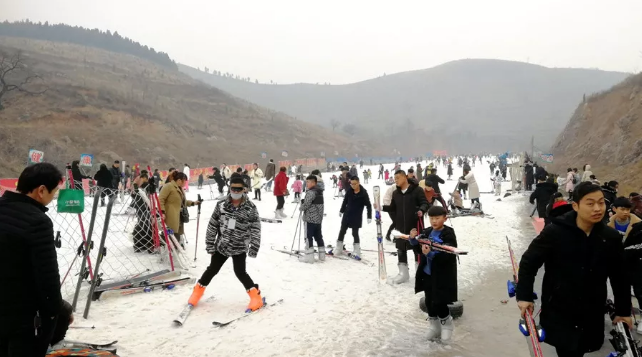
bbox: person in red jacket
[273,166,289,219]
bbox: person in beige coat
[250,163,264,201]
[159,171,200,240]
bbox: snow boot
[440,315,454,343]
[426,317,441,341]
[318,247,326,261]
[300,248,315,263]
[334,241,347,256]
[389,263,410,284]
[278,209,287,219]
[274,210,280,219]
[247,285,264,311]
[188,283,206,306]
[352,243,361,258]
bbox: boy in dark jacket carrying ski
[0,163,64,356]
[408,206,457,343]
[516,182,632,356]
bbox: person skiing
[94,163,114,207]
[363,170,369,184]
[264,159,276,192]
[273,166,289,219]
[187,177,264,311]
[529,176,558,219]
[384,169,390,181]
[459,169,480,207]
[383,170,429,284]
[221,163,232,186]
[491,169,503,196]
[291,175,303,203]
[0,163,64,355]
[250,163,264,201]
[334,176,372,258]
[378,164,384,180]
[407,206,458,342]
[446,162,453,180]
[208,167,226,199]
[516,182,632,356]
[489,162,496,176]
[331,174,338,188]
[300,175,325,263]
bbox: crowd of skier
[3,153,642,356]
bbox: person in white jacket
[459,169,480,207]
[183,164,191,192]
[581,164,593,183]
[250,163,264,201]
[222,164,232,185]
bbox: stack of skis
[91,269,193,301]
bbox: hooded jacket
[516,211,631,352]
[301,185,324,224]
[340,185,372,228]
[71,161,90,188]
[529,182,559,218]
[565,171,575,192]
[208,169,225,187]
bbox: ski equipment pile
[506,236,545,357]
[98,277,194,300]
[373,186,387,282]
[212,298,283,327]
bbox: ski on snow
[61,340,118,349]
[212,298,283,328]
[98,277,195,300]
[373,186,387,282]
[260,217,282,223]
[173,295,217,326]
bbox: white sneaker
[426,317,441,340]
[440,316,454,343]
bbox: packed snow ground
[63,159,533,357]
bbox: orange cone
[188,283,206,306]
[247,286,264,311]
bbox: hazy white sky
[2,0,641,84]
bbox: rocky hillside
[180,60,629,154]
[0,36,373,177]
[550,72,642,193]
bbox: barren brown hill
[0,36,372,177]
[550,72,642,194]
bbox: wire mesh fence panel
[50,186,172,302]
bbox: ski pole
[289,210,303,255]
[290,201,299,218]
[529,205,537,218]
[194,194,202,261]
[70,325,96,329]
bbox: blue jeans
[307,222,324,248]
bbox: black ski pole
[194,194,202,261]
[529,205,537,218]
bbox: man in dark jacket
[516,182,632,356]
[529,177,559,219]
[524,162,534,191]
[383,170,429,284]
[109,160,121,190]
[264,159,276,192]
[0,163,64,356]
[334,176,372,258]
[70,160,90,189]
[426,168,445,195]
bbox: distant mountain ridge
[179,59,629,154]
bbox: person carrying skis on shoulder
[516,182,632,356]
[300,175,325,263]
[383,170,429,284]
[187,177,264,311]
[335,176,372,258]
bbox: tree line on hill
[0,20,177,70]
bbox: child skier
[407,206,458,342]
[187,177,264,311]
[291,175,303,203]
[491,170,502,196]
[300,175,325,263]
[608,197,641,239]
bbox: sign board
[80,154,94,167]
[28,149,44,164]
[540,154,554,163]
[261,152,267,159]
[281,150,288,157]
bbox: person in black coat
[425,168,445,195]
[208,167,226,197]
[94,164,114,206]
[447,162,453,179]
[335,177,372,257]
[524,162,534,191]
[0,163,64,356]
[131,174,154,253]
[516,183,632,356]
[109,160,121,190]
[383,170,429,284]
[70,160,90,189]
[529,178,558,218]
[534,163,548,181]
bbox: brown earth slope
[550,72,642,194]
[0,36,372,177]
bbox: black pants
[217,182,224,194]
[294,192,300,200]
[254,188,261,200]
[0,314,58,357]
[198,252,255,290]
[307,222,324,248]
[398,246,420,265]
[276,196,285,210]
[386,212,395,239]
[423,274,450,318]
[554,347,584,357]
[378,172,383,179]
[338,223,360,244]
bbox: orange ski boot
[247,285,264,311]
[188,283,206,306]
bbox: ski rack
[505,236,545,357]
[606,299,642,357]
